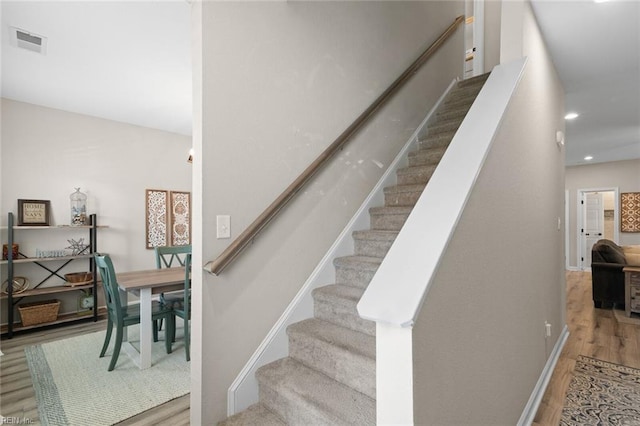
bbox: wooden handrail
[204,15,464,276]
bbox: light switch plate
[217,215,231,239]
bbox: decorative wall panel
[621,192,640,233]
[170,191,191,246]
[145,189,191,248]
[145,189,168,248]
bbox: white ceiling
[1,1,192,136]
[530,0,640,166]
[2,1,639,166]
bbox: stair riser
[397,169,435,186]
[258,383,341,426]
[256,358,376,425]
[408,149,446,167]
[445,90,476,104]
[384,189,422,207]
[417,133,454,151]
[436,100,473,114]
[426,120,461,137]
[218,404,285,426]
[369,212,410,231]
[288,332,376,399]
[443,95,476,111]
[353,237,394,258]
[335,265,378,289]
[313,299,375,336]
[437,106,471,122]
[449,84,484,99]
[457,74,490,88]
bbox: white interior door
[581,192,604,269]
[463,0,485,78]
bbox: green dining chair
[155,245,192,269]
[168,253,191,361]
[155,245,191,331]
[95,253,174,371]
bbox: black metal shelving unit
[1,213,104,338]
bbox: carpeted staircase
[220,73,489,425]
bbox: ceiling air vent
[9,27,48,55]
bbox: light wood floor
[533,270,640,425]
[0,318,190,425]
[2,272,638,425]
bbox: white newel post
[377,323,414,425]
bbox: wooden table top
[116,267,186,293]
[623,266,640,273]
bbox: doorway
[577,188,619,270]
[464,0,485,78]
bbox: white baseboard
[517,324,569,426]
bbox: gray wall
[565,159,640,268]
[484,0,502,72]
[413,2,566,424]
[196,1,465,422]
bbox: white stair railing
[357,57,527,424]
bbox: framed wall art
[145,189,168,248]
[621,192,640,233]
[17,199,51,226]
[170,191,191,247]
[145,189,191,248]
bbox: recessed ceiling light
[584,156,593,161]
[594,0,610,3]
[565,112,579,120]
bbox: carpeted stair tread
[289,318,375,360]
[352,229,399,242]
[334,255,383,288]
[368,206,413,231]
[313,283,366,306]
[448,81,483,95]
[436,106,471,121]
[383,183,426,207]
[446,87,479,98]
[408,146,448,167]
[396,164,438,185]
[369,205,413,215]
[288,318,376,398]
[333,255,383,269]
[443,97,476,110]
[428,111,465,125]
[256,357,376,425]
[313,284,375,336]
[449,81,484,95]
[416,130,457,150]
[218,403,285,426]
[446,84,479,96]
[439,97,473,110]
[447,84,484,100]
[353,229,398,257]
[425,116,464,134]
[384,183,427,193]
[457,72,490,87]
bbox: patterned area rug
[561,356,640,425]
[25,327,190,425]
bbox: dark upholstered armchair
[591,239,626,309]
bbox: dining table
[116,267,186,369]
